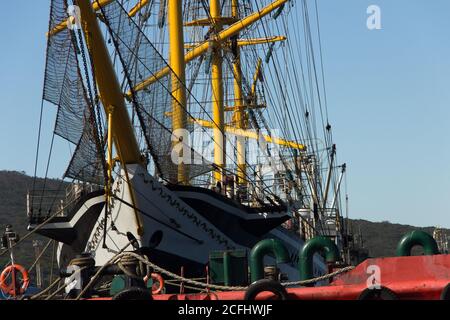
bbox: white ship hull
[36,164,326,283]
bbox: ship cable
[244,0,333,237]
[28,277,61,300]
[44,268,90,300]
[31,1,58,221]
[27,239,53,273]
[73,19,110,249]
[30,99,45,219]
[123,251,355,290]
[28,265,88,300]
[250,0,331,237]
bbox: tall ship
[26,0,354,286]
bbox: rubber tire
[112,287,152,300]
[358,286,398,300]
[244,279,289,300]
[440,283,450,300]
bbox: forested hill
[0,170,62,281]
[348,219,449,258]
[0,170,63,236]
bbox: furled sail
[99,0,212,182]
[43,0,105,185]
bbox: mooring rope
[27,239,53,273]
[121,252,355,291]
[71,250,355,297]
[30,245,354,300]
[29,278,61,300]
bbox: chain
[75,28,108,180]
[85,216,107,253]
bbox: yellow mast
[210,0,226,184]
[231,0,247,185]
[77,0,144,234]
[168,0,189,185]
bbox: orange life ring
[143,273,164,295]
[0,264,30,296]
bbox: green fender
[299,236,340,284]
[396,230,439,256]
[250,239,290,283]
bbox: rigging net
[43,0,105,185]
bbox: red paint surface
[87,254,450,300]
[153,254,450,300]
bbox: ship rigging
[26,0,354,286]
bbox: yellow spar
[47,0,151,37]
[128,0,289,96]
[194,119,306,151]
[183,36,287,49]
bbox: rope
[31,99,45,212]
[29,278,61,300]
[130,252,354,290]
[28,239,53,273]
[30,265,92,300]
[45,266,92,300]
[86,251,354,293]
[69,256,95,268]
[29,246,353,300]
[164,281,205,293]
[73,241,133,300]
[279,266,354,287]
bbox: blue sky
[1,1,450,228]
